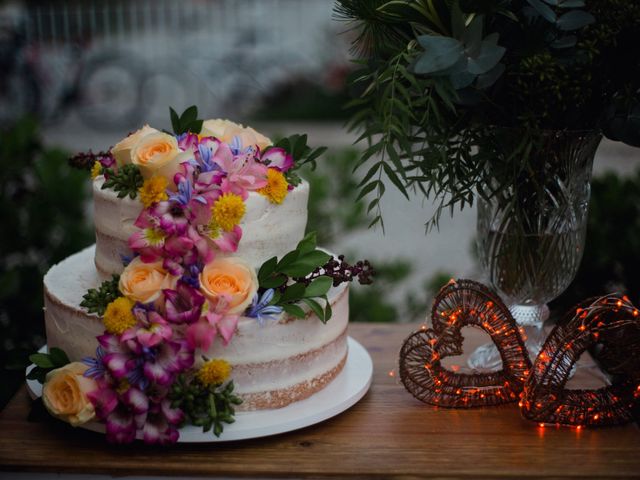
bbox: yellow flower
[90,161,102,179]
[258,168,289,204]
[103,297,136,334]
[138,176,169,208]
[197,359,232,386]
[211,193,246,232]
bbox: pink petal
[186,320,216,351]
[121,387,149,415]
[216,314,239,346]
[212,225,242,253]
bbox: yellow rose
[119,257,176,304]
[111,124,159,167]
[42,362,96,427]
[201,118,272,151]
[199,257,258,314]
[131,132,183,186]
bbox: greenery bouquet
[335,0,640,228]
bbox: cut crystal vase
[468,130,603,370]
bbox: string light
[398,279,640,429]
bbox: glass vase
[468,129,603,370]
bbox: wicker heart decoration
[521,295,640,426]
[399,279,531,408]
[399,279,640,427]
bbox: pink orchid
[262,147,294,172]
[185,311,239,351]
[209,225,242,253]
[163,282,206,324]
[122,307,173,349]
[213,143,268,199]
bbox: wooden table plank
[1,322,639,478]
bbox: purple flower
[169,178,207,208]
[142,399,183,445]
[246,289,284,326]
[124,306,173,348]
[82,346,107,380]
[164,281,205,324]
[177,132,199,151]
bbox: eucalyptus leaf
[551,35,577,49]
[556,10,595,31]
[467,41,506,75]
[415,36,464,75]
[526,0,557,23]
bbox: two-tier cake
[35,111,373,443]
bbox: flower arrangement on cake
[28,106,374,444]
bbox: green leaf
[260,274,287,290]
[281,251,332,277]
[26,367,47,384]
[181,105,198,126]
[170,107,180,134]
[356,181,379,202]
[382,162,409,200]
[277,250,300,270]
[282,304,306,318]
[257,256,278,283]
[189,119,204,134]
[29,353,54,368]
[296,232,318,254]
[302,298,325,322]
[323,297,333,322]
[304,276,333,298]
[280,283,307,303]
[48,348,70,367]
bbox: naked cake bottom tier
[43,245,350,411]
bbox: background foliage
[0,118,93,408]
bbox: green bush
[0,118,92,408]
[552,170,640,312]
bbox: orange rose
[119,257,176,304]
[42,362,96,426]
[131,132,183,186]
[111,124,159,167]
[201,119,272,151]
[199,257,258,314]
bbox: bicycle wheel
[75,51,146,131]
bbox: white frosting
[92,177,309,276]
[44,245,349,408]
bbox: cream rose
[42,362,96,427]
[199,257,258,314]
[111,124,159,167]
[119,257,176,304]
[201,118,272,151]
[130,132,182,185]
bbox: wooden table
[1,322,639,479]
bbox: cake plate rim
[25,336,373,443]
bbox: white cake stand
[26,336,373,442]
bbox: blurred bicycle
[0,6,146,131]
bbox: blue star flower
[246,289,284,326]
